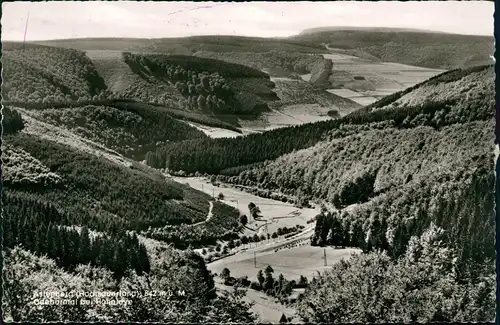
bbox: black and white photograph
[1,1,496,323]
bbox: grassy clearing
[172,177,319,227]
[322,51,444,105]
[208,246,360,282]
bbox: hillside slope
[2,104,259,322]
[194,50,326,79]
[145,65,493,174]
[291,29,493,69]
[16,104,207,161]
[2,46,110,105]
[216,65,494,200]
[125,53,278,115]
[3,45,279,118]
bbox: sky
[1,1,494,41]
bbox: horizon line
[2,26,493,43]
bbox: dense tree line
[2,47,109,104]
[298,225,495,323]
[3,192,151,279]
[134,53,269,78]
[220,121,493,208]
[2,107,24,135]
[145,66,493,174]
[221,266,309,304]
[5,133,210,234]
[122,52,273,115]
[113,100,241,132]
[145,121,333,173]
[310,164,494,280]
[2,99,114,110]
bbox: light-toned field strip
[185,121,244,138]
[209,243,360,282]
[325,89,378,106]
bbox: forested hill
[2,45,110,104]
[114,52,278,115]
[145,65,494,174]
[2,45,278,117]
[1,41,259,321]
[1,44,284,161]
[291,29,493,69]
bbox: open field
[238,105,333,133]
[171,177,360,305]
[326,89,377,106]
[171,177,320,236]
[184,121,244,138]
[234,76,360,132]
[321,50,445,105]
[209,244,360,282]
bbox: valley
[171,176,361,323]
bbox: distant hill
[291,29,493,69]
[17,29,493,72]
[299,26,447,35]
[194,50,325,78]
[32,35,326,54]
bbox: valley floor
[171,175,361,322]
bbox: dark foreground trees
[2,246,258,323]
[297,224,495,323]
